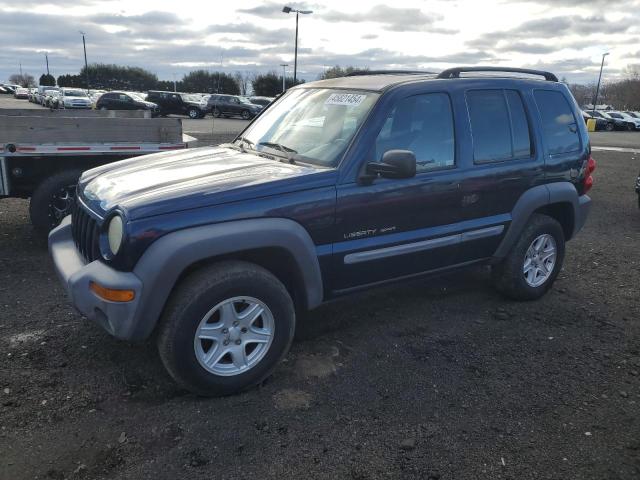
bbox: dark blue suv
[49,67,595,396]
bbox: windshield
[129,93,145,101]
[64,90,87,97]
[235,88,379,167]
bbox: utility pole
[45,52,50,76]
[280,64,288,93]
[592,52,609,114]
[282,6,312,85]
[80,31,90,92]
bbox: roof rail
[346,70,436,77]
[437,67,558,82]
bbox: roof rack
[437,67,558,82]
[346,70,436,77]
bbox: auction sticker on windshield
[325,93,367,106]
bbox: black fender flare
[494,182,582,258]
[130,218,324,339]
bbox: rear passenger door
[456,88,543,262]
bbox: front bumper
[49,216,144,340]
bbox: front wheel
[492,214,565,301]
[212,108,221,118]
[157,261,296,396]
[627,123,635,132]
[187,107,200,119]
[605,122,614,132]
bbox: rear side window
[466,89,532,163]
[534,90,580,154]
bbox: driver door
[331,92,462,292]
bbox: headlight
[107,215,124,255]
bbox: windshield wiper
[234,136,255,153]
[256,142,298,163]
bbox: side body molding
[132,218,324,339]
[494,182,582,259]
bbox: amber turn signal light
[89,282,135,302]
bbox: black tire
[157,261,296,396]
[241,109,251,120]
[627,123,635,132]
[29,169,82,238]
[187,107,200,119]
[492,214,565,301]
[212,108,221,118]
[605,122,614,132]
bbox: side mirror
[366,150,417,180]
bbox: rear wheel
[241,110,251,120]
[605,122,614,132]
[157,261,296,396]
[627,122,635,131]
[492,214,565,301]
[212,108,221,118]
[29,169,82,238]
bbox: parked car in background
[28,89,39,102]
[96,91,159,115]
[582,110,613,132]
[43,89,61,108]
[37,85,59,105]
[208,94,263,119]
[58,88,92,109]
[14,87,29,99]
[146,91,208,119]
[606,111,640,130]
[624,111,640,119]
[249,96,274,107]
[589,110,628,131]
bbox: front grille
[71,202,101,262]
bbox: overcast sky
[1,0,639,85]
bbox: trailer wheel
[30,169,83,238]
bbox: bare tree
[9,73,36,87]
[233,71,254,96]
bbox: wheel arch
[131,218,324,340]
[494,182,580,259]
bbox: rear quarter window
[533,90,580,155]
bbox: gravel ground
[1,151,640,480]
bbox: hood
[79,146,337,220]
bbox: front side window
[374,93,455,172]
[466,89,532,163]
[534,90,580,155]
[237,88,379,167]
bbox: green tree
[57,74,84,88]
[180,70,240,94]
[39,73,56,86]
[252,72,304,97]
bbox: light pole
[280,63,288,92]
[282,6,312,85]
[592,52,609,114]
[45,52,50,76]
[80,31,90,92]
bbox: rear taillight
[584,155,596,193]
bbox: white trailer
[0,110,194,236]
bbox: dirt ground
[1,150,639,480]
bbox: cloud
[238,2,320,18]
[321,5,457,33]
